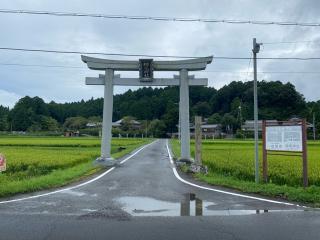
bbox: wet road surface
[0,139,319,240]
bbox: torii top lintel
[81,55,213,71]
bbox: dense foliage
[1,80,319,136]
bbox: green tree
[192,101,211,117]
[221,113,238,133]
[9,107,34,131]
[162,106,179,134]
[208,113,222,124]
[4,80,311,135]
[88,116,102,123]
[0,105,9,131]
[148,119,167,137]
[120,116,137,131]
[63,117,88,130]
[8,96,49,131]
[41,116,59,131]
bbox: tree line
[0,80,319,138]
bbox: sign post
[262,120,268,183]
[195,116,202,165]
[302,119,308,187]
[262,119,308,187]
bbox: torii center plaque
[139,59,153,82]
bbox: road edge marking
[166,140,305,207]
[0,140,156,204]
[119,140,157,165]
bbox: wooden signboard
[262,119,308,187]
[265,125,303,152]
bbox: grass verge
[0,137,150,198]
[170,139,320,207]
[196,172,320,207]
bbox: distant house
[190,123,222,138]
[289,117,313,128]
[64,130,79,137]
[112,118,142,130]
[171,119,222,138]
[86,122,102,128]
[241,120,276,132]
[242,119,313,132]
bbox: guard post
[194,116,202,165]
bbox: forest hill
[0,80,319,138]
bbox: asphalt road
[0,139,319,240]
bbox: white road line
[120,140,157,164]
[0,167,115,204]
[166,140,303,207]
[0,141,155,204]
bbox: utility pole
[252,38,262,183]
[238,103,242,129]
[179,102,181,142]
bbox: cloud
[0,89,22,108]
[0,0,319,106]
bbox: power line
[2,62,320,75]
[1,47,320,60]
[0,62,83,69]
[263,40,317,45]
[205,70,320,74]
[0,9,320,27]
[244,53,252,81]
[0,47,197,59]
[214,56,320,60]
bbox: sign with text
[139,59,153,82]
[266,125,303,152]
[0,153,6,172]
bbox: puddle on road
[118,193,302,217]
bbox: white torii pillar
[82,55,212,164]
[101,69,114,160]
[179,69,191,160]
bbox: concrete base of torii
[176,157,194,164]
[93,157,117,167]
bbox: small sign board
[0,153,6,172]
[266,125,302,152]
[262,119,308,187]
[139,59,153,82]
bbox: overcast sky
[0,0,320,108]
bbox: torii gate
[82,55,212,164]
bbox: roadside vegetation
[0,136,149,198]
[171,139,320,206]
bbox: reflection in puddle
[118,193,300,217]
[180,193,204,216]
